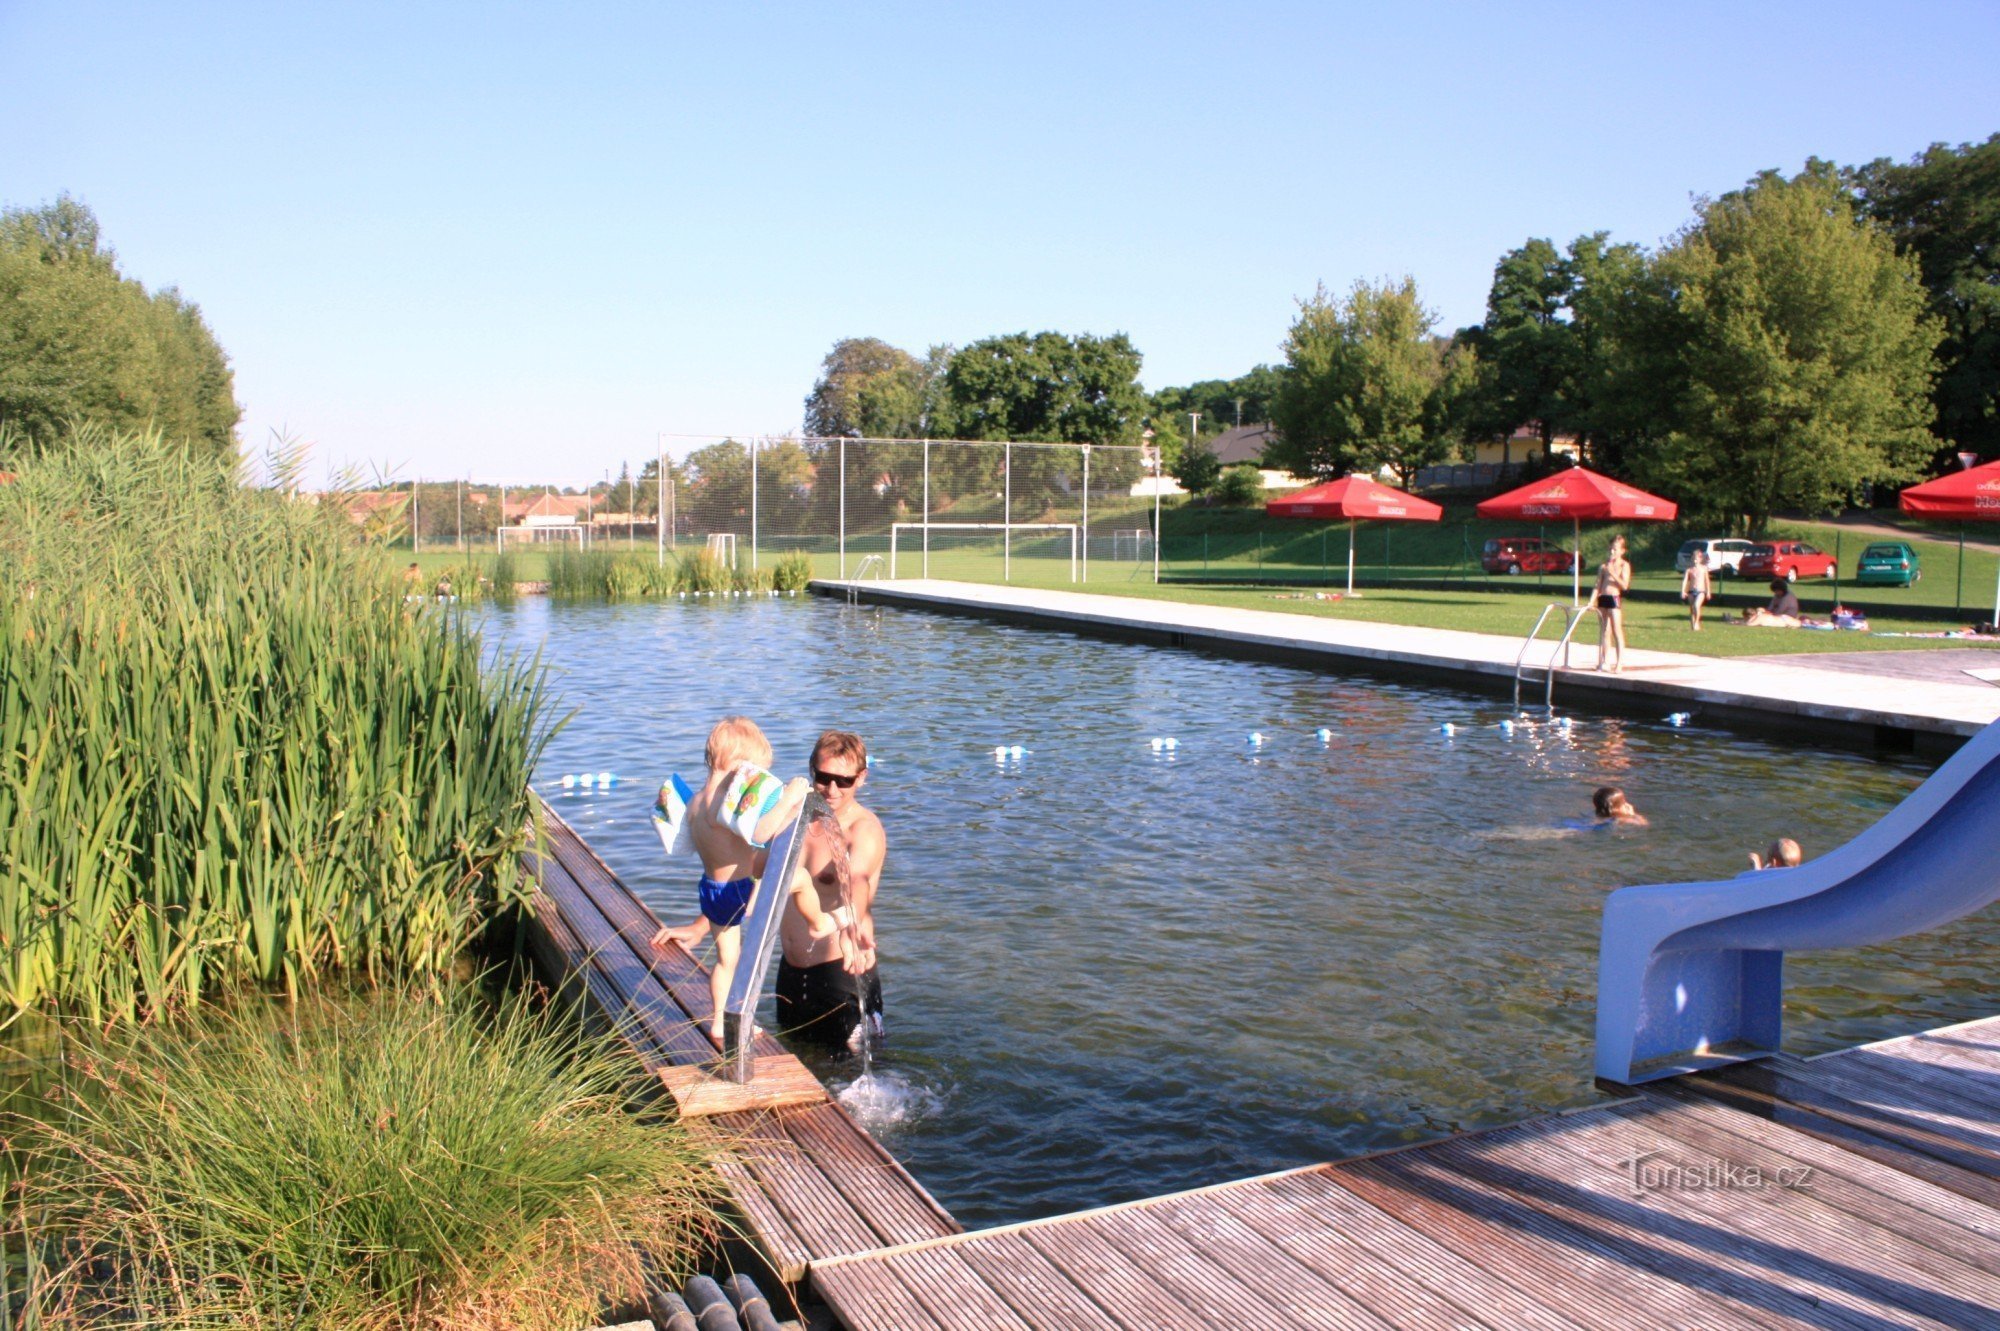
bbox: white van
[1675,537,1756,576]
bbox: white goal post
[496,523,589,552]
[704,532,738,566]
[1111,528,1154,560]
[889,522,1078,583]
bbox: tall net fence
[663,435,1156,585]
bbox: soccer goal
[1111,528,1153,561]
[889,522,1078,583]
[496,522,589,552]
[704,532,738,567]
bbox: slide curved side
[1595,716,2000,1085]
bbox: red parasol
[1900,459,2000,626]
[1266,474,1442,595]
[1475,466,1678,604]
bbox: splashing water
[836,1069,944,1131]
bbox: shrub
[10,986,723,1329]
[0,427,550,1026]
[772,550,813,592]
[1215,464,1265,506]
[673,549,732,594]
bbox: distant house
[338,490,409,526]
[505,492,591,526]
[1205,424,1307,490]
[1473,423,1581,468]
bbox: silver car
[1675,537,1756,576]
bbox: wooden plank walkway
[521,797,960,1283]
[811,1015,2000,1328]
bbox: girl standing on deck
[1595,535,1633,672]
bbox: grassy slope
[405,503,2000,658]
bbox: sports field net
[658,435,1152,584]
[890,523,1078,582]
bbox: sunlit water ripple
[485,596,1999,1227]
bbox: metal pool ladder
[846,554,885,605]
[1514,602,1589,710]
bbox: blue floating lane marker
[1438,722,1456,736]
[1314,727,1333,743]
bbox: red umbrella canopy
[1474,466,1677,522]
[1265,474,1443,521]
[1900,459,2000,518]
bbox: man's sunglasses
[811,768,863,789]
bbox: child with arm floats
[650,716,842,1045]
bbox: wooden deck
[521,798,960,1283]
[811,1014,2000,1329]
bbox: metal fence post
[922,439,930,579]
[839,436,846,579]
[750,437,759,572]
[1004,440,1012,582]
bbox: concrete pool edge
[812,579,2000,758]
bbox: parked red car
[1481,536,1576,576]
[1739,540,1837,582]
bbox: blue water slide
[1595,716,2000,1085]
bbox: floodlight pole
[750,437,759,572]
[1003,440,1011,583]
[1143,429,1160,585]
[838,436,847,579]
[1081,445,1091,583]
[656,435,666,569]
[456,478,463,550]
[412,479,419,554]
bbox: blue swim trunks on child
[698,874,756,928]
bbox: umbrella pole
[1572,518,1582,608]
[1347,520,1356,596]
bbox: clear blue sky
[3,2,1995,484]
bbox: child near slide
[650,716,845,1046]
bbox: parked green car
[1855,541,1921,587]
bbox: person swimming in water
[1592,785,1648,826]
[1749,837,1802,870]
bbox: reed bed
[542,546,811,599]
[9,985,721,1329]
[0,427,551,1026]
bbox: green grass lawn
[394,509,2000,659]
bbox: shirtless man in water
[778,730,887,1049]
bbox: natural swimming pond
[491,597,2000,1228]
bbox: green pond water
[502,598,1996,1225]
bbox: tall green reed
[0,427,552,1026]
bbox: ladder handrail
[1513,602,1587,710]
[846,554,885,605]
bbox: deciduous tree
[0,196,238,457]
[1268,279,1452,485]
[1855,135,2000,461]
[1621,167,1940,530]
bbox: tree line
[805,135,1997,533]
[0,197,239,457]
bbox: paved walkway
[819,580,2000,744]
